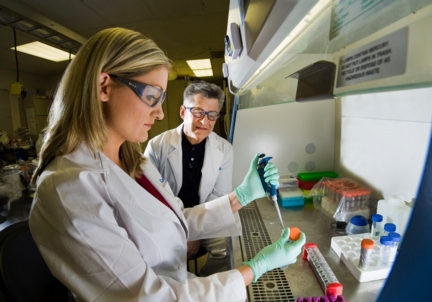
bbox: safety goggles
[109,74,166,108]
[185,106,220,121]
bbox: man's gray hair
[183,81,225,111]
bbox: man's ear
[179,105,186,120]
[100,72,110,102]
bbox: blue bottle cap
[384,223,396,232]
[380,236,393,245]
[350,215,368,226]
[389,232,401,242]
[371,214,383,222]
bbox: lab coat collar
[167,125,184,193]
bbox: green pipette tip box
[297,171,338,182]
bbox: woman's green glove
[234,153,280,206]
[244,227,306,283]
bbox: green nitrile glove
[234,153,280,206]
[243,227,306,283]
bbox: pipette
[257,154,285,230]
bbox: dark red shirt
[136,174,173,212]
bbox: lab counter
[231,197,385,302]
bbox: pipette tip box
[278,188,304,207]
[331,233,392,282]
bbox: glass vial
[379,236,393,266]
[371,214,383,239]
[388,232,401,264]
[358,239,375,271]
[383,223,396,235]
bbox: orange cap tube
[289,227,301,241]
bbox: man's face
[180,94,219,145]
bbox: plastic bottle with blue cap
[388,232,401,264]
[370,214,383,239]
[379,236,393,266]
[383,223,396,236]
[345,215,369,235]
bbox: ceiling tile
[83,0,154,24]
[19,0,108,32]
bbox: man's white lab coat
[29,143,246,302]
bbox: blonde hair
[32,28,171,185]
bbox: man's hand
[187,240,202,260]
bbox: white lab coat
[144,124,234,203]
[29,143,246,302]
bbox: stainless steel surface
[239,202,295,302]
[233,197,385,302]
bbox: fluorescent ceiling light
[193,69,213,77]
[11,41,75,62]
[187,59,212,70]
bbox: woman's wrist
[229,191,243,213]
[237,265,254,286]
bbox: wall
[0,68,60,142]
[232,99,336,188]
[334,87,432,203]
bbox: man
[144,81,234,276]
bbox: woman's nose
[153,103,164,120]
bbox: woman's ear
[99,72,110,102]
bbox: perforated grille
[239,202,295,302]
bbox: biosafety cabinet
[224,1,432,301]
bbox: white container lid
[388,195,405,206]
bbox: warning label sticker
[336,27,408,88]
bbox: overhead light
[186,59,212,70]
[186,59,213,77]
[193,69,213,77]
[12,41,75,62]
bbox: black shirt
[177,131,206,208]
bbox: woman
[30,28,305,302]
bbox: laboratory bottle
[379,236,393,267]
[377,195,413,238]
[358,239,374,271]
[388,232,401,264]
[383,223,396,236]
[370,214,383,239]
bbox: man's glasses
[109,74,166,108]
[185,107,220,121]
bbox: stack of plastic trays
[302,243,343,298]
[277,187,304,207]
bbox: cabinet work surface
[232,198,385,302]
